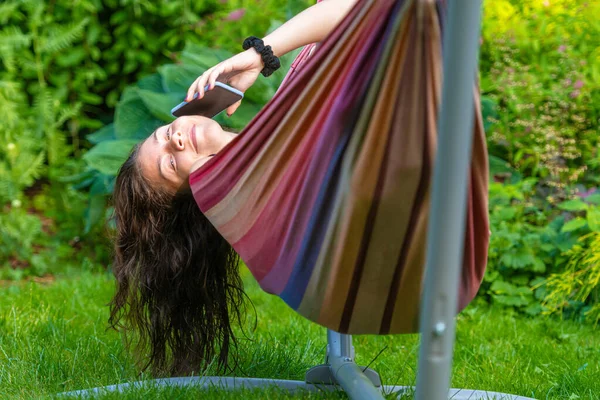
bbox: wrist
[244,48,264,69]
[242,36,281,77]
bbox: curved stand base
[60,331,534,400]
[60,376,534,400]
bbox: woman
[109,0,358,376]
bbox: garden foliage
[480,0,600,320]
[481,0,600,194]
[0,0,599,322]
[0,0,306,274]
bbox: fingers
[226,100,242,117]
[186,67,214,102]
[207,67,223,91]
[186,76,202,102]
[186,62,233,102]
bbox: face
[138,116,235,192]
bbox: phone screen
[171,83,244,118]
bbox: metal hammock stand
[62,3,535,399]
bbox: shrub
[481,0,600,197]
[0,0,308,278]
[0,0,307,207]
[541,196,600,323]
[543,231,600,324]
[479,0,600,319]
[484,179,570,315]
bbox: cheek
[176,153,197,178]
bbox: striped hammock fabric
[189,0,490,335]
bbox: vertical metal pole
[327,330,355,359]
[327,330,384,400]
[415,2,483,400]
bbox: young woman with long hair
[108,0,358,376]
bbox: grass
[0,267,598,399]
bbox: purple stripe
[278,16,392,309]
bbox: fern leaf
[0,79,21,94]
[46,129,70,166]
[12,150,46,189]
[53,103,82,129]
[0,167,17,204]
[0,1,22,25]
[32,87,54,133]
[0,26,31,51]
[0,80,25,128]
[22,0,45,28]
[0,26,32,72]
[38,18,89,54]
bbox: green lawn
[0,268,598,399]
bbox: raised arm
[262,0,359,57]
[186,0,358,114]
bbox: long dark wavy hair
[108,143,246,376]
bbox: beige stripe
[388,191,430,332]
[388,2,443,333]
[315,2,409,329]
[299,0,400,322]
[346,9,426,333]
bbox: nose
[169,130,185,151]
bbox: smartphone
[171,82,244,118]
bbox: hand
[186,49,264,116]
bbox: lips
[191,125,198,154]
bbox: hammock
[189,0,490,335]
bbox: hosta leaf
[72,176,97,190]
[114,88,164,140]
[158,64,204,93]
[59,169,96,184]
[85,194,106,234]
[137,73,164,93]
[137,89,182,121]
[82,139,138,175]
[89,174,114,196]
[86,124,116,144]
[180,44,232,69]
[214,101,262,130]
[243,80,276,105]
